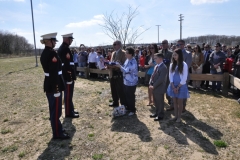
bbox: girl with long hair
[167,48,189,122]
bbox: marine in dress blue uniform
[57,33,79,118]
[40,33,70,139]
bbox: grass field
[0,56,240,160]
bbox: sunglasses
[113,43,117,46]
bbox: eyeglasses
[150,47,154,49]
[223,46,226,47]
[177,44,183,47]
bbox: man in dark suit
[108,40,126,107]
[149,53,168,121]
[201,44,212,89]
[58,33,79,118]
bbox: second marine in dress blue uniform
[58,33,79,118]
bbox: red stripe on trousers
[56,97,59,137]
[67,84,70,115]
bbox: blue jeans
[210,69,223,90]
[78,62,86,76]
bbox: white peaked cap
[61,33,74,38]
[41,32,58,40]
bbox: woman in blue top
[116,47,138,116]
[145,44,158,106]
[167,48,189,122]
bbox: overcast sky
[0,0,239,48]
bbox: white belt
[62,63,64,66]
[70,62,74,65]
[44,71,62,76]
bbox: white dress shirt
[88,52,97,63]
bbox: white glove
[66,81,73,84]
[54,92,60,97]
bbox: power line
[178,14,184,40]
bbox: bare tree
[100,6,149,47]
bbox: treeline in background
[176,35,240,47]
[0,30,33,56]
[0,30,240,57]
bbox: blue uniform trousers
[64,81,75,116]
[46,93,64,138]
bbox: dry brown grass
[0,56,240,160]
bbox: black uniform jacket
[57,42,76,82]
[40,46,65,93]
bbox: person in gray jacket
[209,43,226,92]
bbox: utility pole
[156,25,161,44]
[178,14,184,40]
[30,0,38,67]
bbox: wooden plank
[138,72,146,78]
[89,68,109,74]
[189,74,223,81]
[76,67,87,72]
[230,74,240,90]
[222,72,229,96]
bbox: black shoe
[150,114,157,118]
[66,114,79,118]
[166,107,174,111]
[109,103,119,107]
[154,117,163,121]
[74,111,79,114]
[168,100,171,105]
[53,133,70,140]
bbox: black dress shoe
[150,114,157,118]
[154,117,163,121]
[109,103,119,107]
[53,133,70,140]
[66,114,79,118]
[166,107,174,111]
[74,111,79,114]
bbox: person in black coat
[58,33,79,118]
[40,32,70,139]
[201,44,212,89]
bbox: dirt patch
[0,57,240,160]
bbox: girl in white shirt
[167,48,190,122]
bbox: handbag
[112,105,126,117]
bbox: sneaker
[128,112,135,116]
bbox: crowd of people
[40,31,240,140]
